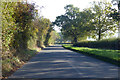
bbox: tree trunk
[44,32,51,46]
[98,29,101,41]
[98,15,101,41]
[73,36,77,44]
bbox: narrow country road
[9,45,119,78]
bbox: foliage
[89,1,117,40]
[48,30,60,44]
[54,1,118,42]
[73,38,119,50]
[12,2,37,50]
[44,26,54,46]
[32,17,52,48]
[1,2,53,78]
[54,5,93,43]
[110,0,120,21]
[2,2,17,52]
[55,32,64,43]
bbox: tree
[75,8,94,41]
[90,1,116,40]
[44,25,53,46]
[110,0,120,21]
[54,5,80,43]
[33,17,51,48]
[111,0,120,39]
[54,4,94,43]
[12,2,37,50]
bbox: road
[9,45,119,78]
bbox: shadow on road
[43,45,64,50]
[9,46,119,78]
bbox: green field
[63,44,120,66]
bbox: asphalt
[9,45,119,78]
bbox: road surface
[9,45,119,78]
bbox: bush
[73,38,119,50]
[1,2,53,78]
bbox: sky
[28,0,117,34]
[29,0,113,22]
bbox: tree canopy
[54,1,118,42]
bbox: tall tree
[54,5,93,43]
[90,1,116,40]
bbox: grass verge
[2,47,41,78]
[63,44,120,67]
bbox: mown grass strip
[63,44,120,67]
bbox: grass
[2,39,42,78]
[63,44,120,66]
[2,47,40,78]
